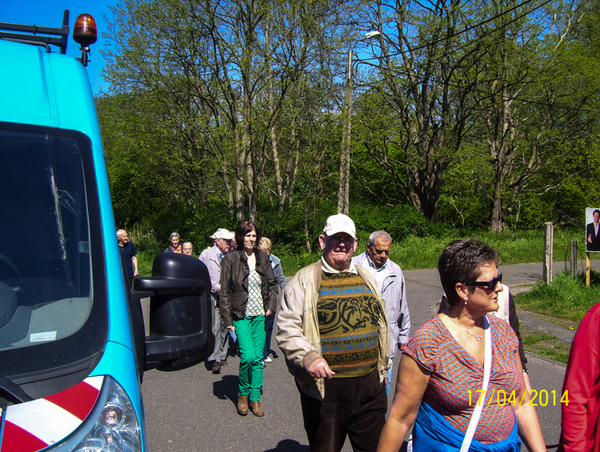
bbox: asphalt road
[141,259,600,451]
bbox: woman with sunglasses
[378,239,545,452]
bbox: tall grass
[516,271,600,322]
[356,228,593,272]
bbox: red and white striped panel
[1,376,103,452]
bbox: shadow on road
[264,439,310,452]
[213,374,239,405]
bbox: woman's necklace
[449,316,482,342]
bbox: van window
[0,124,107,400]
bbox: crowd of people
[116,214,600,452]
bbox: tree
[357,0,480,221]
[102,0,358,224]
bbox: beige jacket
[276,260,390,400]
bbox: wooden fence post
[543,222,553,284]
[571,240,578,277]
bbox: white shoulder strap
[460,315,492,452]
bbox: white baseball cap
[210,228,234,240]
[322,214,356,238]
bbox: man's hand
[307,357,335,379]
[266,309,273,316]
[589,234,593,244]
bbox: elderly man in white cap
[277,214,390,452]
[200,228,235,373]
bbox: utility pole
[337,31,380,215]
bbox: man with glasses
[182,242,194,256]
[353,231,410,393]
[200,228,234,373]
[277,214,390,452]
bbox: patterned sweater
[318,272,382,378]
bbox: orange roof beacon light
[73,13,97,67]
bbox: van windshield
[0,124,107,400]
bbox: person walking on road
[117,229,138,287]
[220,221,277,417]
[164,232,182,253]
[257,237,286,364]
[277,214,390,452]
[353,230,410,393]
[559,302,600,452]
[378,238,545,452]
[200,228,234,374]
[182,241,194,256]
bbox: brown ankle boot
[237,394,249,416]
[250,400,264,417]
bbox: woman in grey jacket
[220,221,278,417]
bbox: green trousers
[233,315,266,401]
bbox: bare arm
[513,355,545,452]
[377,355,430,452]
[131,256,138,276]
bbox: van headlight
[52,376,142,452]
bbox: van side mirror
[134,253,214,371]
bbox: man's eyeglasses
[463,273,502,290]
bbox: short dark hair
[438,239,500,306]
[594,209,600,216]
[235,220,261,250]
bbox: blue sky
[0,0,115,94]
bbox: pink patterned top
[405,314,522,444]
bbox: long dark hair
[235,220,261,251]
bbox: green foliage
[516,271,600,322]
[97,0,600,268]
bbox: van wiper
[0,376,33,404]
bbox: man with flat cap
[200,228,235,373]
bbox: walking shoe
[264,356,272,363]
[211,361,222,374]
[220,359,227,367]
[237,394,249,416]
[250,400,264,417]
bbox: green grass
[515,271,600,323]
[519,325,571,364]
[514,271,600,363]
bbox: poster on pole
[586,208,600,252]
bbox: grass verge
[519,325,571,364]
[515,270,600,363]
[515,271,600,323]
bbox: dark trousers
[298,370,388,452]
[264,312,275,359]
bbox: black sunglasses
[463,273,502,290]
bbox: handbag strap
[460,314,492,452]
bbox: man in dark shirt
[117,229,138,285]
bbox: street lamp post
[337,31,380,215]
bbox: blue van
[0,11,213,451]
